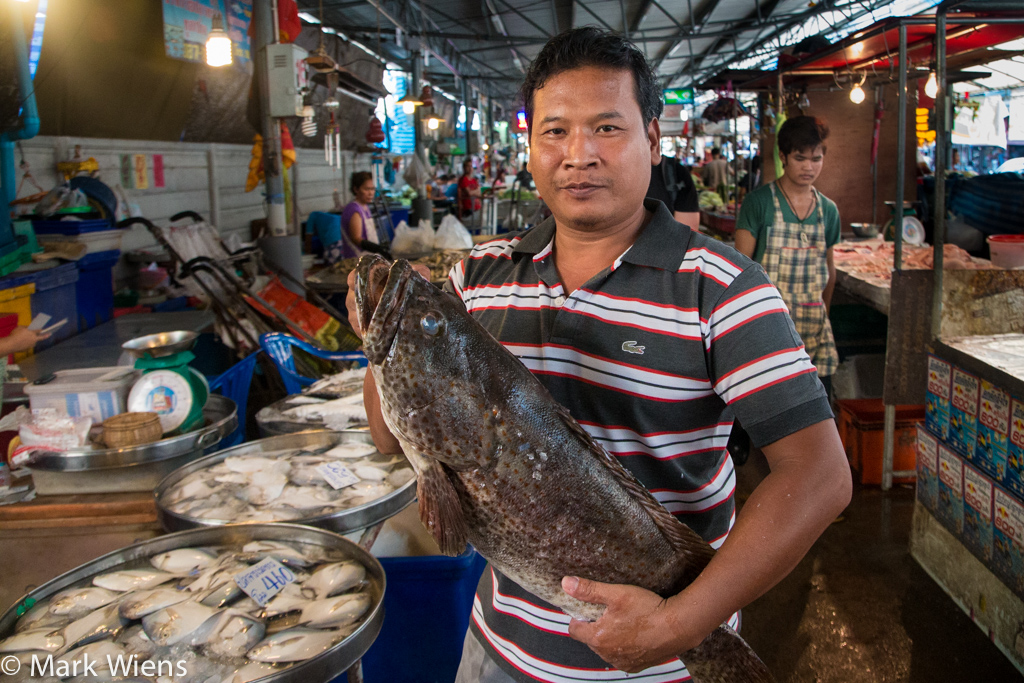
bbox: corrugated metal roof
[296,0,961,109]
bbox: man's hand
[562,576,690,673]
[345,264,431,337]
[0,327,48,356]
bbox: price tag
[317,462,361,490]
[233,558,296,606]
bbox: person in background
[515,162,534,190]
[318,171,380,265]
[702,147,731,200]
[646,154,699,230]
[734,115,840,398]
[458,159,482,219]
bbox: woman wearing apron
[736,116,841,397]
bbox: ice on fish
[117,624,155,659]
[324,443,378,460]
[224,662,279,683]
[225,456,289,474]
[93,569,175,592]
[48,587,119,618]
[57,639,126,674]
[299,593,371,629]
[151,548,218,575]
[142,601,216,646]
[120,588,191,619]
[0,629,65,653]
[246,628,342,663]
[301,561,365,600]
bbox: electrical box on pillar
[267,44,309,117]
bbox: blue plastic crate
[357,549,487,683]
[25,263,79,349]
[75,250,120,332]
[31,218,115,235]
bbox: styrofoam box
[24,367,141,422]
[38,229,124,255]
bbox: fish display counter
[0,524,385,683]
[256,368,368,437]
[155,431,416,534]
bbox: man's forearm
[363,370,403,454]
[661,419,851,651]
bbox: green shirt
[736,181,841,263]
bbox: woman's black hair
[777,116,830,156]
[519,27,662,133]
[350,171,374,194]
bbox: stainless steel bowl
[156,430,416,534]
[122,330,200,359]
[850,222,881,238]
[27,395,237,471]
[0,524,385,683]
[256,397,369,438]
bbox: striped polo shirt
[444,199,832,683]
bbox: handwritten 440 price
[233,558,297,606]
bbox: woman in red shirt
[458,159,482,218]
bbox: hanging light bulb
[206,14,232,67]
[402,101,416,115]
[849,84,865,104]
[925,72,938,98]
[427,117,440,130]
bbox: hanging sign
[162,0,252,67]
[663,88,694,106]
[133,155,149,190]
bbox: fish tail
[680,624,776,683]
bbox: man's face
[782,145,825,188]
[527,66,660,231]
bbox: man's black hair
[519,27,662,133]
[711,147,721,157]
[777,116,830,156]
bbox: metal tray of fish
[156,430,416,534]
[256,396,368,438]
[26,395,238,472]
[0,524,385,683]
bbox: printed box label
[952,369,980,414]
[927,356,952,399]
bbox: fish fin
[554,403,715,563]
[681,624,776,683]
[418,460,469,556]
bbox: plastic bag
[390,220,435,255]
[11,410,94,467]
[434,214,473,250]
[402,152,432,196]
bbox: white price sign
[233,558,297,606]
[317,462,361,490]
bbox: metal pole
[411,50,424,162]
[931,9,948,340]
[463,79,473,159]
[206,144,221,228]
[882,22,909,493]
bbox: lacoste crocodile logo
[622,341,645,355]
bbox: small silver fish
[16,601,69,634]
[0,628,65,653]
[191,609,266,658]
[116,624,155,660]
[299,593,371,629]
[92,569,175,592]
[150,548,218,575]
[60,604,126,652]
[48,587,120,618]
[245,628,342,663]
[224,662,279,683]
[301,561,366,599]
[142,601,216,646]
[240,541,314,568]
[57,639,126,674]
[263,583,308,618]
[119,588,190,619]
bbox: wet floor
[736,453,1023,682]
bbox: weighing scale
[882,201,926,246]
[123,331,209,435]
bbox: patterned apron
[762,182,839,378]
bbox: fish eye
[420,313,441,335]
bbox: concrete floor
[737,453,1024,682]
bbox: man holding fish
[347,27,850,683]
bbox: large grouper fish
[353,254,775,683]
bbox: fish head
[355,255,477,412]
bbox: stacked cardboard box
[918,353,1024,598]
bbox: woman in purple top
[328,171,380,263]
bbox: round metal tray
[26,395,237,471]
[0,524,384,683]
[156,430,416,534]
[256,396,368,438]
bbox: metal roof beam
[572,0,616,32]
[482,0,528,74]
[630,0,654,35]
[490,0,554,38]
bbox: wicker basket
[102,412,163,448]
